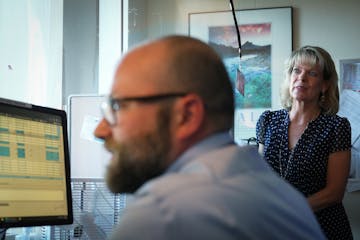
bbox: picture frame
[188,7,293,144]
[340,58,360,92]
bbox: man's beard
[105,108,172,194]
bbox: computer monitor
[0,98,73,229]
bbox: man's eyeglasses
[101,93,187,126]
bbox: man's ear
[173,94,205,140]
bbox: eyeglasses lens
[101,100,116,125]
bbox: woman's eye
[292,68,301,74]
[308,71,318,77]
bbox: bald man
[94,35,325,240]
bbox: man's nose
[94,118,111,140]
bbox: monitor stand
[0,228,6,240]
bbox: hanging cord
[229,0,242,59]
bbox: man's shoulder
[133,145,297,211]
[115,145,325,240]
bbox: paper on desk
[346,178,360,192]
[338,90,360,150]
[347,149,360,192]
[349,149,360,178]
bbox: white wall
[98,0,123,95]
[0,0,63,108]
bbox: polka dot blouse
[256,109,353,240]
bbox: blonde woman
[256,46,352,239]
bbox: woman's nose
[298,71,306,81]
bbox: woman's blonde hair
[280,46,339,115]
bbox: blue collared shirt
[166,132,234,173]
[109,131,325,240]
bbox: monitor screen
[0,98,73,228]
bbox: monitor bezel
[0,98,73,228]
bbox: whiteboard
[68,95,111,179]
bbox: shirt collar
[165,131,235,174]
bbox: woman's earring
[320,92,325,104]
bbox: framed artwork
[340,59,360,92]
[189,7,292,144]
